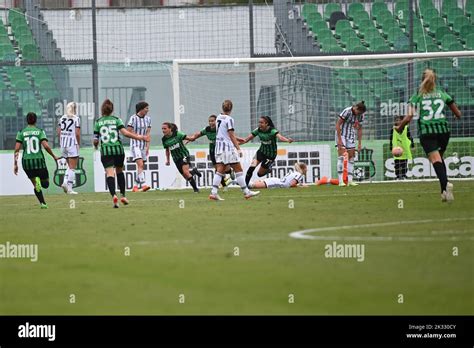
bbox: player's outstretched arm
[238,134,254,145]
[184,131,201,144]
[120,128,150,142]
[397,107,414,133]
[335,117,344,149]
[13,142,21,175]
[276,133,293,143]
[448,102,461,119]
[41,140,59,161]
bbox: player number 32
[421,99,445,121]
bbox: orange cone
[330,178,339,185]
[316,176,328,185]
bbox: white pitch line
[289,217,474,242]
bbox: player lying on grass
[249,162,308,189]
[127,101,152,192]
[238,116,293,186]
[57,101,80,195]
[94,99,150,208]
[162,122,202,193]
[186,114,234,188]
[14,112,59,209]
[397,68,461,202]
[335,101,366,187]
[209,99,260,201]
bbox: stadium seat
[356,20,378,38]
[0,100,17,117]
[371,2,389,20]
[466,33,474,49]
[21,98,42,116]
[460,24,474,40]
[335,20,353,38]
[446,41,465,51]
[421,8,439,25]
[324,3,341,21]
[440,33,458,48]
[428,17,447,35]
[352,10,371,28]
[446,7,465,26]
[441,0,459,18]
[435,26,453,44]
[452,16,471,35]
[347,3,365,20]
[22,44,41,60]
[467,0,474,17]
[302,3,318,19]
[386,27,406,45]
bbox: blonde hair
[295,162,307,175]
[419,69,436,95]
[66,102,77,118]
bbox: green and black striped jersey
[409,88,453,135]
[93,115,125,156]
[16,125,48,170]
[200,126,216,153]
[162,131,190,162]
[251,127,279,159]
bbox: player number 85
[100,125,118,143]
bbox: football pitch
[0,181,473,315]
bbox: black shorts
[420,133,450,155]
[174,156,190,175]
[210,151,216,166]
[256,150,275,170]
[101,154,125,168]
[24,167,49,180]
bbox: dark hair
[26,112,37,125]
[222,100,233,113]
[136,101,149,114]
[355,101,367,113]
[101,99,114,116]
[163,122,178,133]
[209,114,217,120]
[260,116,275,129]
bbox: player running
[239,116,293,186]
[249,162,308,189]
[93,99,150,208]
[335,101,366,187]
[397,68,461,202]
[161,122,201,192]
[14,112,59,209]
[127,101,151,192]
[187,114,233,188]
[209,99,260,201]
[57,101,80,194]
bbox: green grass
[0,182,473,315]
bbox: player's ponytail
[66,102,77,118]
[261,116,275,130]
[419,68,436,95]
[162,122,177,134]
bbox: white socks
[348,159,354,183]
[67,168,75,190]
[235,172,250,195]
[337,156,344,182]
[211,172,223,195]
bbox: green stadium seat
[420,1,437,19]
[0,100,17,117]
[21,98,42,116]
[435,26,453,43]
[348,3,365,20]
[374,44,392,52]
[431,58,457,78]
[380,17,399,32]
[371,2,389,20]
[452,16,470,35]
[421,8,439,24]
[386,27,406,45]
[37,80,56,89]
[305,12,323,26]
[440,33,458,48]
[467,0,474,17]
[428,17,447,35]
[302,3,318,19]
[22,44,41,60]
[465,33,474,49]
[441,0,459,18]
[335,20,353,38]
[446,41,465,51]
[357,20,378,37]
[322,44,344,53]
[446,7,465,26]
[352,10,371,28]
[460,25,474,40]
[40,89,60,101]
[11,80,31,90]
[324,3,341,21]
[366,36,387,48]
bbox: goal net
[172,51,474,184]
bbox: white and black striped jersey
[215,113,236,153]
[127,114,151,150]
[58,115,80,148]
[281,171,304,187]
[338,106,364,141]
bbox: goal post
[171,51,474,184]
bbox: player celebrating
[187,114,233,188]
[14,112,59,209]
[249,162,307,189]
[127,101,151,192]
[57,101,80,194]
[397,68,461,202]
[209,99,260,201]
[161,122,201,192]
[335,101,366,187]
[239,116,293,186]
[93,99,150,208]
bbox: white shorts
[335,133,356,150]
[131,146,147,162]
[61,145,79,158]
[263,177,285,189]
[215,151,239,165]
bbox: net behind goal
[172,51,474,183]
